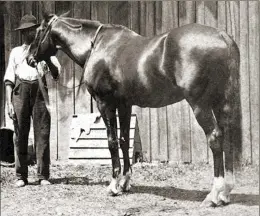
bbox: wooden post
[178,1,195,163]
[248,1,259,165]
[54,1,74,160]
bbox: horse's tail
[219,31,242,167]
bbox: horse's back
[131,24,228,107]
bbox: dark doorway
[0,4,15,164]
[0,4,5,126]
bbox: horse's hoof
[209,201,217,208]
[119,178,131,192]
[200,199,217,208]
[219,193,230,205]
[119,182,131,192]
[107,187,121,196]
[218,200,229,206]
[200,201,218,208]
[107,178,121,196]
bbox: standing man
[4,14,61,187]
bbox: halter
[91,24,103,49]
[34,15,59,58]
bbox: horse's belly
[130,81,184,108]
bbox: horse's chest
[85,59,118,98]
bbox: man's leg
[12,81,31,185]
[32,84,51,182]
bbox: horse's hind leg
[96,98,121,195]
[118,103,132,192]
[189,103,225,207]
[212,102,235,205]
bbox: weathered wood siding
[1,1,259,165]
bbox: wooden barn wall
[1,1,259,165]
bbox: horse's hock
[69,113,142,165]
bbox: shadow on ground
[131,185,259,206]
[48,176,259,207]
[50,176,109,186]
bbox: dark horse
[27,10,240,207]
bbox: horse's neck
[53,19,140,67]
[53,19,99,67]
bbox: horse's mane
[59,17,102,30]
[55,16,139,39]
[59,17,135,33]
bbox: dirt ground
[1,162,259,216]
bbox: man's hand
[7,102,16,120]
[27,54,38,68]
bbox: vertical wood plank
[0,3,5,129]
[10,2,21,48]
[155,1,168,162]
[129,1,140,34]
[196,1,204,25]
[227,1,242,167]
[91,1,109,24]
[178,1,195,163]
[144,2,159,163]
[108,1,130,27]
[91,2,109,113]
[218,1,226,31]
[190,1,207,164]
[22,2,33,15]
[248,1,259,165]
[162,1,180,163]
[137,1,151,162]
[161,1,178,31]
[55,1,74,160]
[204,1,217,28]
[229,1,240,44]
[4,2,11,78]
[73,2,91,115]
[239,1,251,165]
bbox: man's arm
[4,49,16,120]
[5,84,15,120]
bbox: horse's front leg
[118,103,132,192]
[96,98,121,195]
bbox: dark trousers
[12,77,50,180]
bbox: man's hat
[15,14,40,31]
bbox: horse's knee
[119,137,129,150]
[108,138,119,152]
[208,129,223,153]
[192,106,215,134]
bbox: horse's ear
[60,10,71,18]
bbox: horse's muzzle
[27,55,38,68]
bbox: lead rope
[32,16,59,114]
[35,65,51,113]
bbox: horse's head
[27,10,70,67]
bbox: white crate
[69,113,142,165]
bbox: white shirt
[4,44,61,84]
